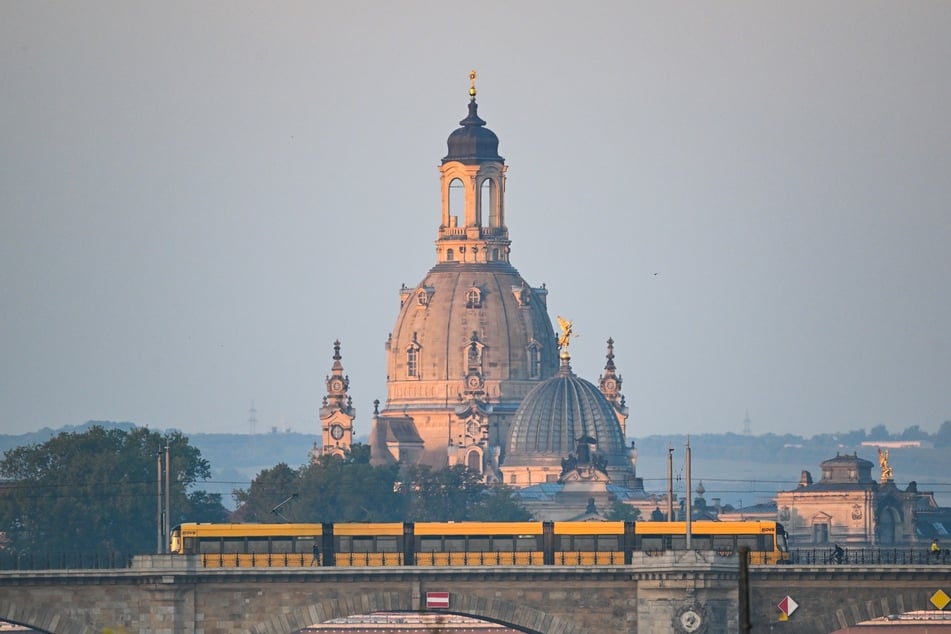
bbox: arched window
[448,177,464,227]
[416,290,428,306]
[466,288,481,308]
[480,178,493,228]
[527,342,542,378]
[466,449,482,473]
[407,346,419,377]
[447,248,455,261]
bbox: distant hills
[2,421,948,510]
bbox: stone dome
[504,360,628,469]
[443,100,502,165]
[387,262,558,396]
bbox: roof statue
[878,447,893,483]
[556,315,574,359]
[469,70,477,100]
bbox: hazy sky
[2,2,950,442]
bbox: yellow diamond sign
[930,589,950,610]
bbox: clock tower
[316,340,355,459]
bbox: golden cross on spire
[469,70,477,101]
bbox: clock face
[467,420,480,437]
[467,375,481,389]
[330,424,344,440]
[330,379,344,392]
[677,608,703,633]
[605,379,616,390]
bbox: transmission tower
[248,400,258,435]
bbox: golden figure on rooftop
[878,447,893,483]
[557,316,574,358]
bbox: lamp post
[156,441,171,554]
[685,436,692,550]
[156,448,163,553]
[164,441,170,553]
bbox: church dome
[443,100,502,165]
[388,263,558,393]
[504,360,628,467]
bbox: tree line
[0,425,543,558]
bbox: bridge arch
[814,589,930,633]
[0,599,87,634]
[246,590,582,634]
[749,565,949,634]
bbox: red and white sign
[778,595,799,617]
[426,591,450,609]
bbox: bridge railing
[787,547,949,565]
[0,551,135,571]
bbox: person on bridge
[833,544,844,564]
[931,538,940,561]
[312,543,320,566]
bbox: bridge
[0,554,949,633]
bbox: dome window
[527,342,542,378]
[407,344,421,378]
[415,286,434,308]
[465,287,482,308]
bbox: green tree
[0,425,223,557]
[900,425,928,440]
[400,465,529,521]
[233,455,405,523]
[867,424,890,441]
[233,457,531,523]
[297,456,404,522]
[345,442,372,464]
[231,462,300,522]
[604,500,641,521]
[467,483,533,521]
[934,421,951,448]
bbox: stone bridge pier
[0,551,740,634]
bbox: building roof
[503,359,628,468]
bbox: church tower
[371,73,560,478]
[315,340,355,460]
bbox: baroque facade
[774,451,946,546]
[316,75,639,505]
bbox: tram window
[516,536,537,551]
[297,538,317,554]
[270,538,293,554]
[420,537,442,552]
[597,536,619,551]
[690,536,712,550]
[640,536,665,551]
[736,536,759,551]
[199,539,222,554]
[377,536,399,553]
[183,537,197,554]
[222,537,244,554]
[352,536,375,553]
[445,537,466,552]
[493,538,514,552]
[339,536,352,552]
[670,536,687,549]
[467,537,490,551]
[572,536,596,551]
[712,536,735,551]
[246,537,270,554]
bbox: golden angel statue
[878,447,893,483]
[556,316,573,351]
